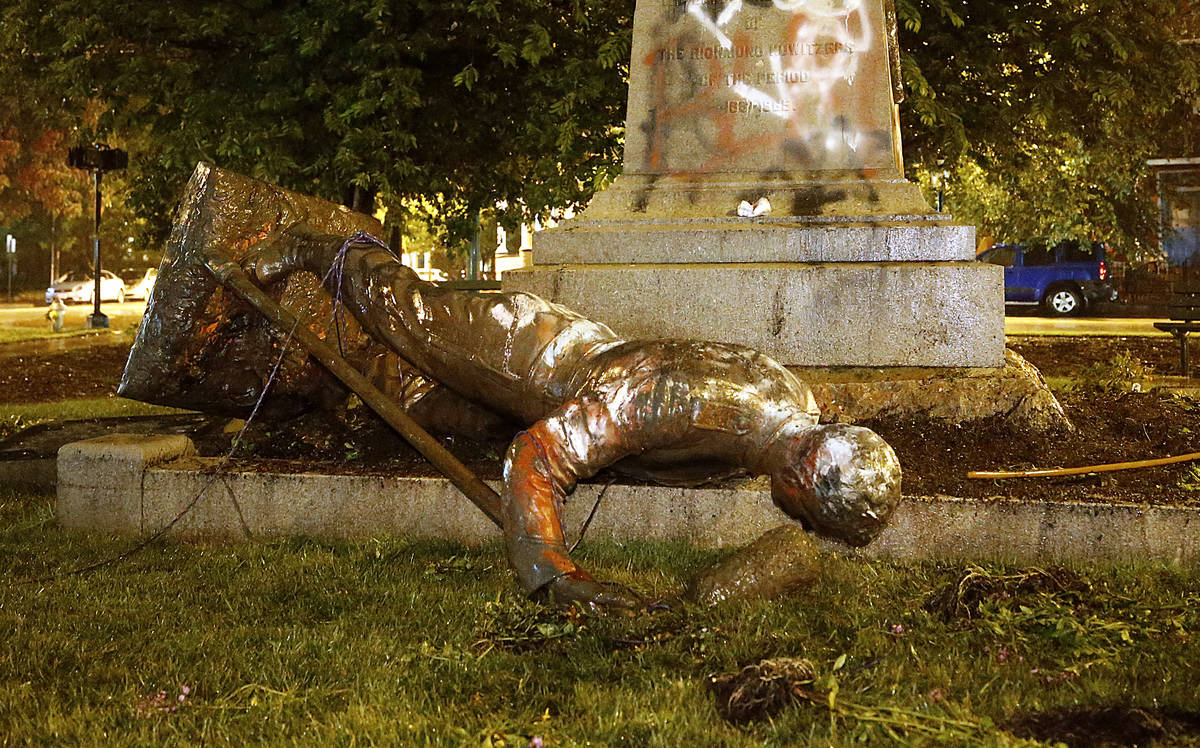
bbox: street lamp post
[67,145,127,329]
[49,215,58,285]
[5,234,15,302]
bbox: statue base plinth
[504,216,1004,367]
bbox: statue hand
[241,241,295,286]
[542,571,643,613]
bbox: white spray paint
[689,0,874,157]
[687,0,743,50]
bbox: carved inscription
[626,0,901,174]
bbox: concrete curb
[55,435,1200,567]
[870,495,1199,566]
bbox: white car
[45,270,126,305]
[120,268,158,300]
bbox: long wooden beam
[204,252,504,527]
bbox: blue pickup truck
[978,240,1118,316]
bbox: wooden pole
[968,450,1200,480]
[204,252,504,527]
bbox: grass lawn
[0,328,110,345]
[0,398,190,443]
[2,486,1198,746]
[0,397,184,422]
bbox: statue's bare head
[770,424,901,547]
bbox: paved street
[0,299,1175,339]
[1005,316,1170,337]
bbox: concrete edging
[55,434,1200,567]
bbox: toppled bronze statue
[121,165,901,611]
[244,230,900,608]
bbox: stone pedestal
[507,219,1002,367]
[504,0,1004,368]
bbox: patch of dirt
[864,333,1200,507]
[1002,705,1200,747]
[0,341,131,404]
[707,657,818,725]
[5,336,1200,506]
[1009,335,1184,379]
[219,409,509,482]
[923,567,1087,620]
[869,387,1200,507]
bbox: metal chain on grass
[10,232,389,586]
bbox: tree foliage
[0,0,633,243]
[898,0,1200,259]
[0,0,1196,260]
[0,97,87,227]
[0,88,139,286]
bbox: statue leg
[243,229,346,285]
[372,353,512,439]
[244,231,511,436]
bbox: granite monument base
[573,173,948,224]
[504,259,1004,368]
[507,213,1003,368]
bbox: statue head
[769,424,901,547]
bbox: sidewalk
[1005,316,1171,337]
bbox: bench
[1154,281,1200,377]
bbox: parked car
[120,268,158,300]
[978,240,1118,316]
[45,270,126,305]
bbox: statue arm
[501,395,656,609]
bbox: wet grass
[2,486,1199,746]
[0,398,184,422]
[0,327,107,344]
[0,399,189,443]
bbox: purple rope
[329,231,393,356]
